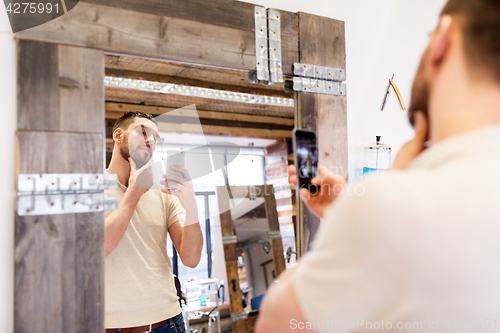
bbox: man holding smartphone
[257,0,500,332]
[104,111,203,333]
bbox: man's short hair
[112,111,158,133]
[441,0,500,83]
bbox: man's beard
[119,135,149,169]
[408,48,431,126]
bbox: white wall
[242,0,447,181]
[0,5,16,333]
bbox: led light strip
[104,76,294,107]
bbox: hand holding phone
[291,129,347,218]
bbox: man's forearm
[178,209,203,268]
[104,190,141,257]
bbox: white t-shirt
[294,126,500,332]
[104,176,185,328]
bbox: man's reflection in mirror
[104,111,203,333]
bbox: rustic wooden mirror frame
[216,185,286,333]
[13,1,346,331]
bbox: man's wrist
[183,209,200,226]
[125,184,145,201]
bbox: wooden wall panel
[15,41,104,333]
[15,1,298,75]
[16,131,103,174]
[58,46,105,133]
[75,213,104,333]
[298,13,347,176]
[17,41,104,133]
[296,13,347,254]
[17,41,59,132]
[81,0,256,32]
[279,11,299,76]
[14,214,77,333]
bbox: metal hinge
[291,63,347,96]
[254,6,283,84]
[223,235,238,245]
[267,231,281,239]
[17,173,119,216]
[231,312,249,322]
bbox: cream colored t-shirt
[294,126,500,332]
[104,176,185,328]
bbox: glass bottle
[363,136,391,176]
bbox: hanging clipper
[380,74,406,111]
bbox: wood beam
[81,0,257,32]
[105,87,294,118]
[15,1,298,75]
[296,13,347,256]
[107,122,291,139]
[105,68,291,98]
[105,117,291,144]
[15,41,104,333]
[105,54,287,95]
[105,103,294,126]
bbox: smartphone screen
[293,129,319,192]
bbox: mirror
[217,185,286,333]
[233,198,273,313]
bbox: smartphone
[292,129,320,193]
[150,150,186,190]
[164,150,186,190]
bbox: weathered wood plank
[155,122,291,139]
[264,186,280,232]
[14,214,77,333]
[17,40,59,132]
[17,131,103,174]
[278,11,299,75]
[271,237,286,277]
[81,0,256,32]
[105,68,290,98]
[15,3,254,71]
[106,103,295,125]
[265,139,287,155]
[17,41,104,133]
[299,12,347,175]
[58,45,105,133]
[15,131,104,333]
[15,2,298,75]
[16,39,105,333]
[296,13,347,253]
[106,113,292,132]
[105,87,294,118]
[104,55,288,96]
[75,213,104,333]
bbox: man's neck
[107,149,131,187]
[429,74,500,144]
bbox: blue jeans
[115,314,186,333]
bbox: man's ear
[113,128,124,144]
[427,15,453,68]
